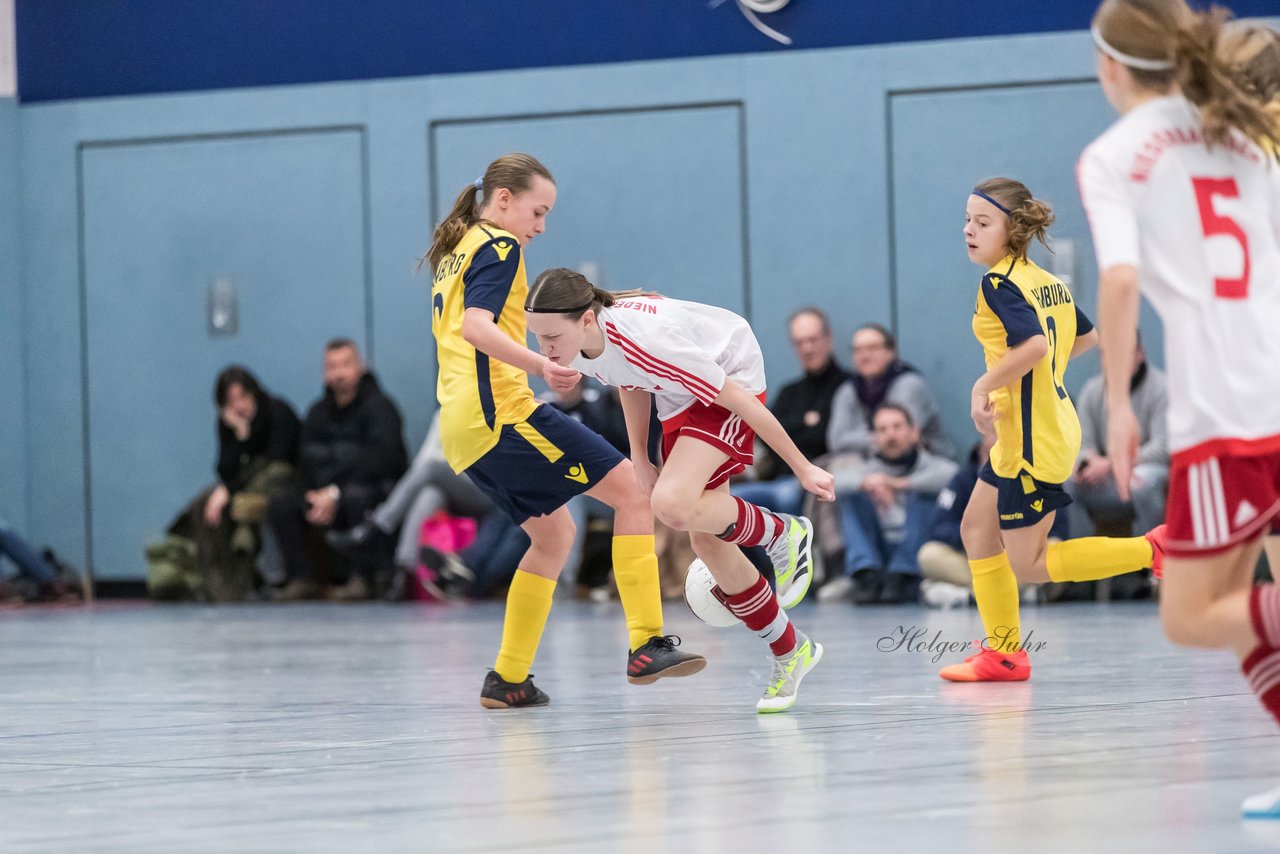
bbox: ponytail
[1174,8,1280,154]
[425,184,481,271]
[973,177,1055,261]
[423,152,555,273]
[1093,0,1280,157]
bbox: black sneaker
[325,519,384,558]
[480,670,550,709]
[627,635,708,685]
[851,568,883,605]
[419,545,475,599]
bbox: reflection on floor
[3,599,1279,852]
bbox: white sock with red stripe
[1244,584,1280,726]
[723,573,796,656]
[718,496,785,547]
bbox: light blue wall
[16,29,1139,578]
[0,98,26,534]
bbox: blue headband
[971,189,1012,217]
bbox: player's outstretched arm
[713,380,835,501]
[461,307,580,393]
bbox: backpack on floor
[145,534,201,601]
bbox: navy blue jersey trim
[1020,371,1034,467]
[982,272,1042,348]
[475,350,496,430]
[1075,304,1094,336]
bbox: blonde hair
[1220,22,1280,145]
[1093,0,1280,154]
[424,153,554,271]
[526,268,655,318]
[973,177,1055,261]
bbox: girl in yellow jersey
[937,177,1161,683]
[426,153,705,708]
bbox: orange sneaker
[939,646,1031,682]
[1145,524,1168,580]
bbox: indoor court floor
[5,598,1280,853]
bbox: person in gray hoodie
[820,403,959,604]
[1066,335,1169,538]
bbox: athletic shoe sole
[627,657,708,685]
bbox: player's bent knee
[526,517,576,558]
[960,522,999,559]
[649,487,692,531]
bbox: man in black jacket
[733,307,848,517]
[269,339,408,601]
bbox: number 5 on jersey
[1192,176,1251,299]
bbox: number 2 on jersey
[1191,176,1251,299]
[1044,316,1068,400]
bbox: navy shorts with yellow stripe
[979,461,1072,530]
[464,404,624,525]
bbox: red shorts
[660,394,765,490]
[1166,439,1280,557]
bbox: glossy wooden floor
[4,598,1280,852]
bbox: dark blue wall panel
[19,0,1280,102]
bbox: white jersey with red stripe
[570,295,766,421]
[1078,95,1280,462]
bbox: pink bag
[410,511,478,601]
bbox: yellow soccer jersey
[431,223,538,472]
[972,255,1094,484]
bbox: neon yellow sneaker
[766,514,814,609]
[756,632,824,714]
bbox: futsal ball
[684,559,737,627]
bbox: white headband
[1091,25,1175,71]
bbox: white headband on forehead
[1091,25,1176,71]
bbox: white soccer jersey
[1078,95,1280,460]
[569,295,766,421]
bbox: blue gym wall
[17,15,1271,579]
[0,98,25,536]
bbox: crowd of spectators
[119,308,1172,608]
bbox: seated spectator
[326,409,494,587]
[917,436,1069,608]
[819,404,958,604]
[826,323,953,460]
[0,514,83,603]
[268,339,407,602]
[1066,337,1169,540]
[733,307,849,517]
[147,366,299,602]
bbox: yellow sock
[612,534,665,652]
[1045,536,1153,583]
[970,552,1021,654]
[493,570,556,683]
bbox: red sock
[1244,584,1280,726]
[718,496,783,547]
[723,573,796,656]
